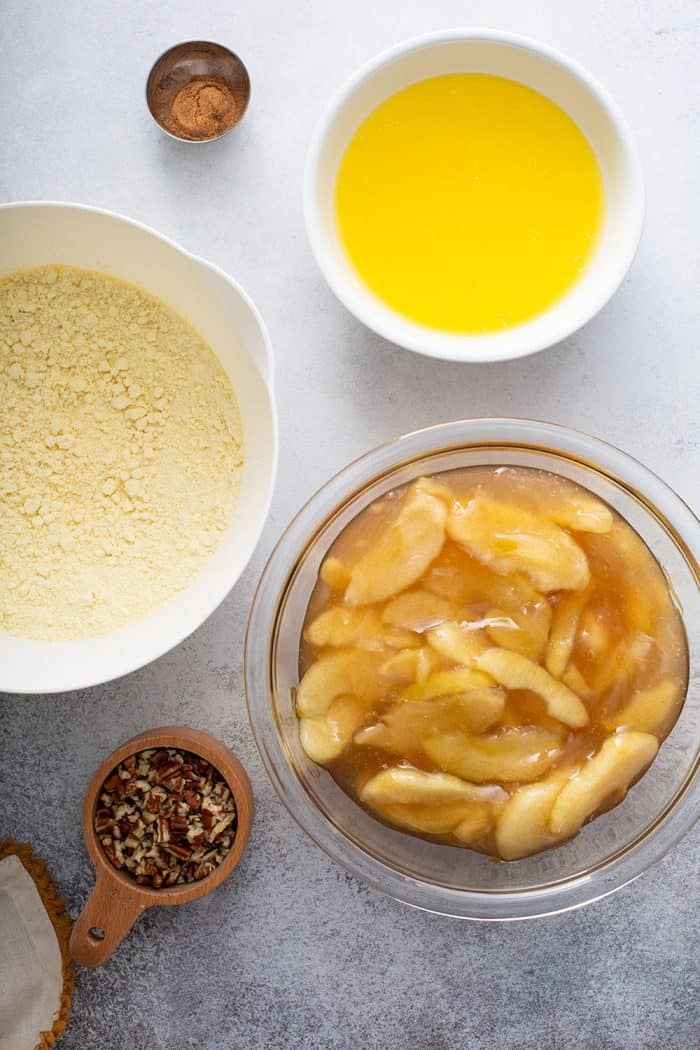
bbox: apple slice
[296,650,385,717]
[495,777,567,860]
[447,495,590,593]
[453,806,495,844]
[360,765,497,806]
[305,606,384,648]
[549,730,659,837]
[345,488,447,604]
[424,544,542,610]
[426,620,490,667]
[562,664,594,702]
[299,695,369,764]
[403,667,495,701]
[414,475,456,506]
[378,646,439,686]
[377,800,493,838]
[604,679,682,735]
[355,689,505,753]
[381,590,458,633]
[423,727,563,783]
[485,599,552,663]
[548,494,613,534]
[319,556,351,592]
[477,648,589,729]
[545,591,588,678]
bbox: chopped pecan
[102,843,121,868]
[95,746,237,889]
[94,807,113,833]
[156,761,181,781]
[156,816,170,843]
[194,861,216,880]
[210,812,235,839]
[145,791,164,813]
[167,843,193,860]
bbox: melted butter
[335,74,605,332]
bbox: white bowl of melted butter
[0,202,277,694]
[305,29,644,362]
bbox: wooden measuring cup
[70,725,254,968]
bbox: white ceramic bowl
[304,29,645,363]
[0,202,278,694]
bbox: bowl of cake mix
[0,202,277,694]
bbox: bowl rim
[244,418,699,920]
[0,199,278,694]
[303,27,645,363]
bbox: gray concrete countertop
[1,1,698,1047]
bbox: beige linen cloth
[0,842,73,1049]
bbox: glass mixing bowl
[245,420,699,919]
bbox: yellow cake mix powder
[0,265,244,641]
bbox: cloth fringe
[0,840,74,1049]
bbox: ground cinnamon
[164,77,239,141]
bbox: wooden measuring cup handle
[70,870,146,967]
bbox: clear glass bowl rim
[244,418,699,920]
